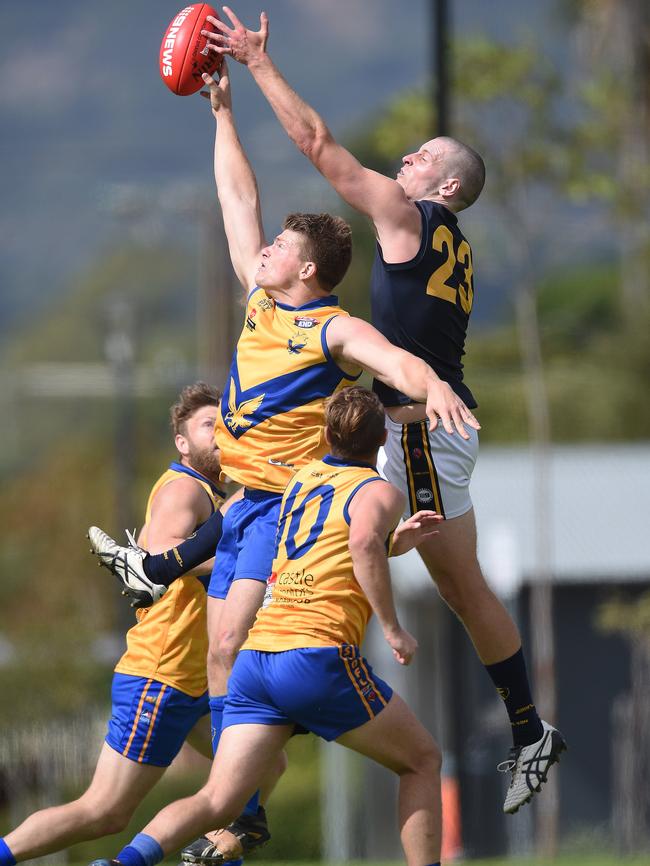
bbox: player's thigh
[218,579,266,652]
[336,692,440,776]
[204,723,293,813]
[417,506,483,584]
[184,713,214,761]
[82,741,165,811]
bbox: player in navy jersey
[200,7,566,814]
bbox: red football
[159,4,222,96]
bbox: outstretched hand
[202,6,269,67]
[425,378,480,438]
[390,510,443,557]
[200,58,232,115]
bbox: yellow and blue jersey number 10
[275,481,335,560]
[426,224,474,314]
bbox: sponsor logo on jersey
[497,687,511,701]
[139,710,153,725]
[294,316,318,329]
[245,308,257,331]
[416,488,434,504]
[412,447,423,459]
[268,457,295,468]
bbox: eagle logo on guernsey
[287,331,309,354]
[224,381,265,432]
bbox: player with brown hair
[200,7,566,814]
[86,385,447,866]
[88,54,479,863]
[0,383,284,866]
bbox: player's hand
[425,377,480,439]
[202,7,269,67]
[384,625,418,666]
[390,510,443,557]
[200,58,232,115]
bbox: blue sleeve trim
[343,477,384,525]
[321,316,363,382]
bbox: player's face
[396,138,452,200]
[255,230,310,292]
[181,404,221,480]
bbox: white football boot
[88,526,167,608]
[499,720,567,814]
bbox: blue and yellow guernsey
[243,455,384,652]
[114,463,225,697]
[214,288,360,493]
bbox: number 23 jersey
[371,200,477,409]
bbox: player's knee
[216,627,244,671]
[77,798,132,836]
[205,789,240,827]
[276,748,289,778]
[97,809,132,835]
[435,569,490,618]
[407,736,442,780]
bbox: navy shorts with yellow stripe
[223,646,393,741]
[105,673,209,767]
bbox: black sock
[485,647,544,748]
[143,511,223,587]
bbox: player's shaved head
[435,137,485,210]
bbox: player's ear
[440,177,460,198]
[175,433,190,457]
[299,261,317,281]
[324,426,333,446]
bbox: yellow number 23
[425,225,474,315]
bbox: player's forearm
[351,534,401,635]
[213,109,260,210]
[379,350,440,404]
[248,54,330,159]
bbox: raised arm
[347,479,417,665]
[201,60,265,291]
[202,8,421,258]
[326,314,480,438]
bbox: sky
[1,0,552,333]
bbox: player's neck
[267,282,330,308]
[328,448,378,467]
[416,192,457,213]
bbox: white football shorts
[377,414,479,520]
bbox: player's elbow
[349,529,385,562]
[296,124,333,165]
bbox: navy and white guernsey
[370,200,477,409]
